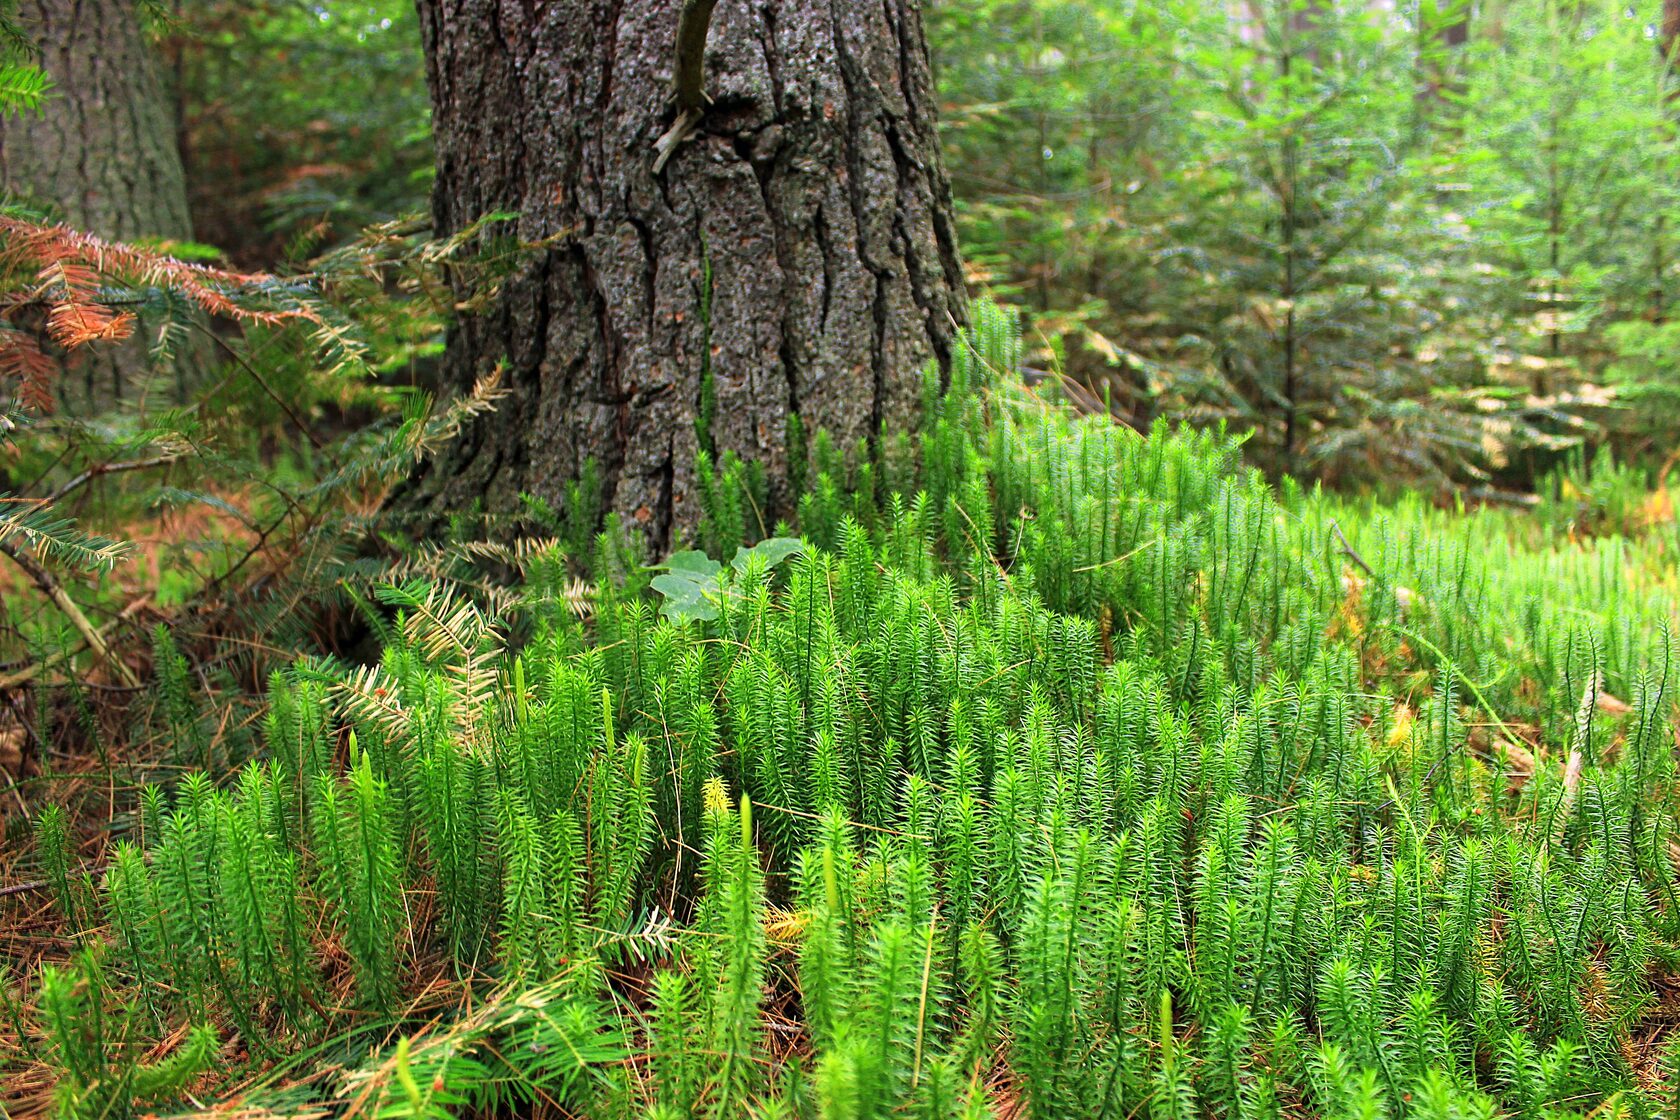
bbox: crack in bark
[758,2,784,116]
[812,202,835,328]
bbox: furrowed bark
[408,0,967,554]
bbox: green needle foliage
[930,0,1680,490]
[15,298,1680,1118]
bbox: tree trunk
[0,0,199,410]
[410,0,966,554]
[1655,0,1680,322]
[1417,0,1470,120]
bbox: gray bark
[410,0,966,553]
[0,0,198,409]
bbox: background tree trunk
[1417,0,1470,118]
[0,0,200,410]
[410,0,967,553]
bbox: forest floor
[6,312,1680,1118]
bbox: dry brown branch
[0,594,151,692]
[0,537,139,688]
[45,453,183,504]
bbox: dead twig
[45,453,184,505]
[653,0,718,174]
[672,0,718,112]
[1329,518,1374,577]
[0,594,151,693]
[192,322,324,449]
[0,539,140,688]
[1,688,43,773]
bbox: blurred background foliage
[931,0,1680,495]
[163,0,431,267]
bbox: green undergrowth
[12,301,1680,1119]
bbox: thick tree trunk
[0,0,190,239]
[0,0,199,410]
[410,0,966,553]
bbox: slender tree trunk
[1544,0,1562,386]
[1286,0,1323,68]
[0,0,200,410]
[409,0,967,554]
[1653,0,1680,321]
[1280,8,1302,472]
[1416,0,1470,129]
